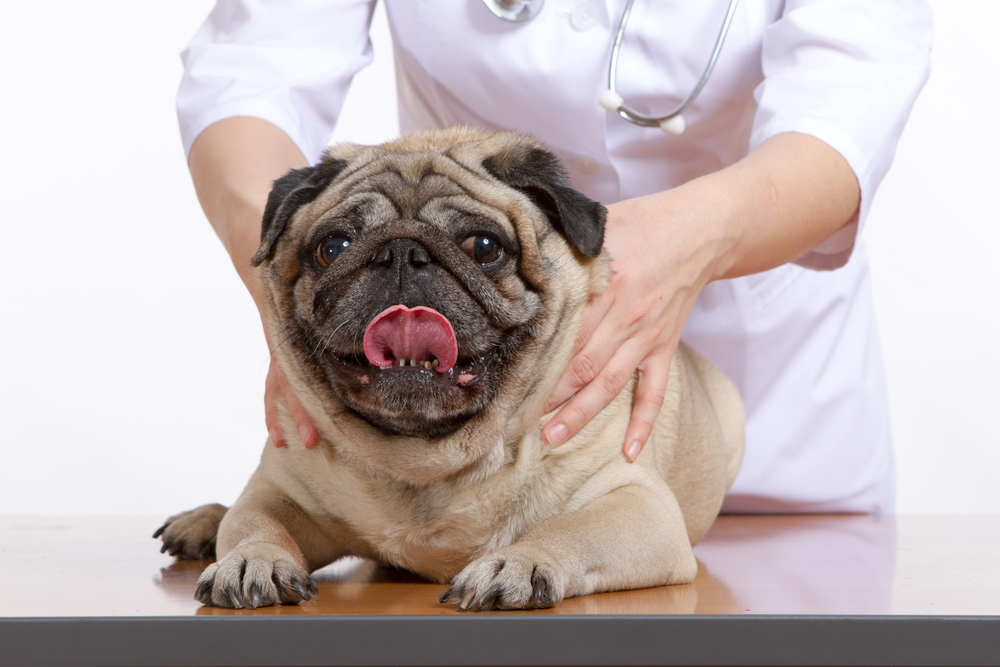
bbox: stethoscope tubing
[606,0,740,129]
[484,0,741,134]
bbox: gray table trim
[3,614,999,667]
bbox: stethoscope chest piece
[483,0,544,22]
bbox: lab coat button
[570,1,599,31]
[572,156,600,176]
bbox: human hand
[264,354,319,449]
[540,134,863,462]
[541,186,728,462]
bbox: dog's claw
[228,588,242,609]
[438,586,455,604]
[152,524,167,539]
[194,579,211,603]
[248,583,262,608]
[307,578,319,595]
[531,572,555,608]
[289,579,309,601]
[480,585,504,610]
[460,588,476,610]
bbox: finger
[542,341,643,447]
[622,348,674,463]
[275,363,319,449]
[545,348,604,415]
[264,361,285,448]
[285,386,319,449]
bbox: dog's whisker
[256,331,296,377]
[300,319,359,363]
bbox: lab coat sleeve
[750,0,933,270]
[176,0,377,165]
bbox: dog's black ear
[250,157,349,267]
[483,145,606,258]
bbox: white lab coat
[177,0,933,513]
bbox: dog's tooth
[432,359,439,369]
[423,361,433,370]
[398,359,405,367]
[410,359,417,366]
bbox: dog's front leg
[441,483,696,610]
[194,486,321,609]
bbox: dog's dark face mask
[252,135,605,439]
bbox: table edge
[3,614,999,667]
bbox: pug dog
[156,127,743,611]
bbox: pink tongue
[363,305,458,372]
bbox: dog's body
[159,127,743,610]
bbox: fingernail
[544,423,568,447]
[625,440,642,463]
[298,424,313,448]
[270,429,283,448]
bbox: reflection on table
[2,514,997,617]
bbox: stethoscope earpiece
[659,116,686,135]
[598,90,624,112]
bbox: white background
[0,1,996,517]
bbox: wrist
[632,174,745,292]
[676,171,748,287]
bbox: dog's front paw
[439,550,565,611]
[153,503,227,560]
[194,543,318,609]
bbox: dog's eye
[317,235,351,266]
[461,235,502,265]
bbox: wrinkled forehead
[297,150,535,242]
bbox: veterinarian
[178,0,932,513]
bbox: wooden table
[2,515,998,666]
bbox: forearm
[188,116,309,308]
[690,131,861,283]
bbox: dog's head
[253,127,607,483]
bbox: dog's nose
[374,239,432,270]
[369,238,446,307]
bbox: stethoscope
[483,0,740,135]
